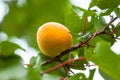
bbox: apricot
[37,22,72,57]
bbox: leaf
[97,0,120,9]
[0,55,27,80]
[38,52,67,77]
[114,8,120,18]
[99,69,113,80]
[69,69,96,80]
[0,41,23,56]
[33,55,41,72]
[88,0,96,9]
[68,73,87,80]
[78,47,84,57]
[84,36,103,59]
[100,9,113,16]
[115,25,120,37]
[90,41,120,80]
[29,56,37,66]
[99,34,115,43]
[42,61,67,77]
[40,53,66,77]
[42,74,60,80]
[39,52,51,62]
[23,67,41,80]
[83,10,96,17]
[88,69,96,80]
[65,12,84,33]
[65,6,94,33]
[61,53,70,62]
[93,16,106,30]
[84,47,95,59]
[89,0,120,10]
[70,59,88,70]
[29,55,42,73]
[78,32,92,42]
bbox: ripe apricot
[37,22,72,57]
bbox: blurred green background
[0,0,120,80]
[0,0,72,49]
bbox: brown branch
[96,17,118,35]
[41,57,85,75]
[41,42,83,66]
[41,17,118,67]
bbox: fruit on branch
[37,22,72,57]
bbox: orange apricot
[37,22,72,57]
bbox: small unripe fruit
[37,22,72,57]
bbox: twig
[41,17,118,67]
[41,57,85,75]
[41,42,83,66]
[96,17,118,35]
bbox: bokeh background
[0,0,120,80]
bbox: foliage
[0,0,120,80]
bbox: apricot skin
[37,22,72,57]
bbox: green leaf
[70,59,88,70]
[29,55,42,73]
[89,0,120,10]
[114,8,120,18]
[73,6,96,17]
[41,54,66,77]
[84,47,95,59]
[83,10,96,17]
[78,47,84,57]
[33,55,41,72]
[99,34,115,43]
[94,16,106,30]
[68,69,96,80]
[42,74,60,80]
[29,56,37,66]
[0,41,23,56]
[88,0,96,9]
[0,55,27,80]
[68,73,87,80]
[100,9,113,16]
[88,69,96,80]
[78,32,92,42]
[23,67,41,80]
[68,6,95,32]
[39,51,66,76]
[42,61,67,77]
[61,53,70,62]
[115,25,120,37]
[97,0,120,9]
[39,52,51,62]
[65,12,84,33]
[84,36,103,59]
[99,69,113,80]
[91,41,120,80]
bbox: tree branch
[41,56,86,75]
[41,17,118,67]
